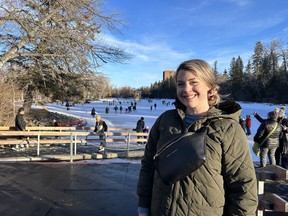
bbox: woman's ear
[208,89,216,97]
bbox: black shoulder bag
[153,126,207,185]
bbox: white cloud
[99,32,259,87]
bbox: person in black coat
[136,117,145,144]
[254,108,287,166]
[91,108,96,118]
[15,107,26,131]
[14,107,28,149]
[254,111,282,167]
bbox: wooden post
[74,134,77,155]
[37,133,40,156]
[127,133,130,156]
[70,133,73,163]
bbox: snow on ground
[39,98,287,162]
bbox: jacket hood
[213,100,242,121]
[174,98,242,122]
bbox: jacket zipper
[153,132,194,160]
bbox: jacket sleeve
[222,121,258,215]
[137,117,160,209]
[254,112,264,123]
[103,121,108,132]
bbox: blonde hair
[176,59,221,106]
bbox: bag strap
[259,122,278,146]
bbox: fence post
[127,133,131,157]
[70,133,73,163]
[74,134,77,155]
[37,133,40,156]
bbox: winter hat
[268,111,278,121]
[279,106,286,118]
[274,108,280,113]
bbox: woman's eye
[189,81,198,85]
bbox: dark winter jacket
[15,113,26,131]
[137,99,258,216]
[94,120,108,133]
[91,108,96,116]
[136,119,145,132]
[254,118,282,148]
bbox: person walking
[14,107,28,149]
[239,117,246,132]
[94,115,108,152]
[15,107,26,131]
[137,59,258,216]
[105,106,110,114]
[136,117,145,144]
[91,108,96,118]
[245,115,252,135]
[254,111,282,167]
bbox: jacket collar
[174,98,242,122]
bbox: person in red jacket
[245,115,252,135]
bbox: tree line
[135,39,288,104]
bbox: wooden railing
[256,165,288,215]
[0,126,149,162]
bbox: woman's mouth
[184,94,196,99]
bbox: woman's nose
[182,83,191,92]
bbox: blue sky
[99,0,288,88]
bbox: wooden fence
[256,165,288,215]
[0,126,149,162]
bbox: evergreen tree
[252,41,264,76]
[245,60,252,74]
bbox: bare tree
[119,86,134,98]
[80,71,111,100]
[278,41,288,85]
[0,70,22,126]
[265,39,281,78]
[0,0,130,111]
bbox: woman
[94,115,108,152]
[137,59,258,216]
[254,111,282,167]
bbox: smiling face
[176,69,211,115]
